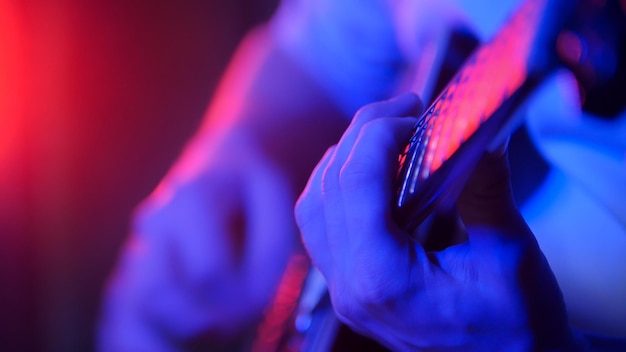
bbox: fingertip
[356,92,424,122]
[322,144,338,161]
[388,92,424,116]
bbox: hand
[295,93,577,351]
[99,128,302,350]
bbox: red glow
[252,254,309,352]
[421,0,541,176]
[0,1,24,166]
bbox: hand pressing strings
[295,93,579,351]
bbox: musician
[99,0,625,350]
[295,88,626,350]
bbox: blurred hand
[295,93,577,351]
[99,128,302,351]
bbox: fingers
[295,146,336,278]
[135,180,239,288]
[340,117,418,245]
[335,117,425,302]
[456,145,534,249]
[332,92,423,167]
[114,158,301,342]
[320,93,423,271]
[311,111,435,338]
[296,93,423,282]
[132,183,253,335]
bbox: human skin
[295,93,580,351]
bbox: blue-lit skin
[100,1,474,348]
[100,0,626,349]
[296,93,577,351]
[97,26,354,348]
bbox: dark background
[0,1,278,350]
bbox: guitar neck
[254,0,626,349]
[393,0,575,231]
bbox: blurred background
[0,0,278,350]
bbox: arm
[98,26,349,351]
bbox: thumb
[456,142,525,233]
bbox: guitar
[253,0,626,350]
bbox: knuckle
[293,197,308,227]
[331,269,397,324]
[354,101,383,122]
[350,254,403,308]
[332,288,367,324]
[320,164,341,196]
[294,195,315,231]
[361,118,396,143]
[338,158,375,191]
[332,300,355,323]
[352,274,393,309]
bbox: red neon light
[421,0,543,176]
[0,1,23,165]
